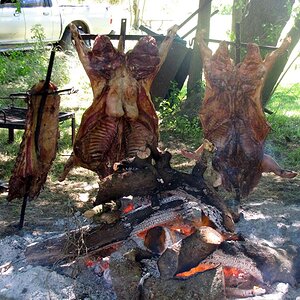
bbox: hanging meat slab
[59,24,178,180]
[7,81,60,201]
[196,35,297,199]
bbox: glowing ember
[176,263,218,277]
[168,224,195,236]
[136,230,148,239]
[85,259,95,268]
[223,266,247,279]
[84,257,110,272]
[123,202,134,213]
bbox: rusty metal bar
[181,9,218,39]
[34,48,56,155]
[118,18,127,52]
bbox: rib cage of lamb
[59,24,178,180]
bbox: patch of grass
[267,84,300,116]
[265,84,300,170]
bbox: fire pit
[21,150,299,299]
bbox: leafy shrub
[157,82,202,144]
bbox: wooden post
[185,0,211,115]
[235,23,241,64]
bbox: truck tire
[59,26,91,51]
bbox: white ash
[140,258,160,278]
[0,219,116,300]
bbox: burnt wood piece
[109,245,143,300]
[220,240,297,286]
[158,226,223,278]
[176,227,225,274]
[95,150,235,232]
[142,267,226,300]
[59,24,178,181]
[196,33,297,200]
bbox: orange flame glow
[176,263,218,277]
[223,266,246,278]
[123,202,134,214]
[168,224,195,236]
[85,259,95,268]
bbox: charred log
[95,149,235,232]
[142,266,226,300]
[25,185,236,267]
[220,240,297,286]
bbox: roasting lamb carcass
[59,24,178,180]
[194,35,297,200]
[7,81,60,201]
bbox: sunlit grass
[267,84,300,117]
[265,85,300,169]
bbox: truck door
[22,0,60,43]
[0,0,26,46]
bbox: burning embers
[70,191,295,299]
[24,172,298,299]
[101,193,265,299]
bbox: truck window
[0,0,17,6]
[21,0,46,7]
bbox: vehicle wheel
[59,26,91,51]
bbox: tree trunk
[234,0,298,105]
[240,0,295,46]
[262,5,300,105]
[181,0,211,118]
[230,0,248,61]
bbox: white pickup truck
[0,0,114,51]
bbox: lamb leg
[181,144,204,160]
[262,154,297,178]
[144,24,179,87]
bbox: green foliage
[108,0,121,4]
[30,25,46,50]
[0,25,70,101]
[157,81,183,119]
[233,0,247,10]
[158,82,202,145]
[267,84,300,115]
[261,23,283,45]
[8,0,21,13]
